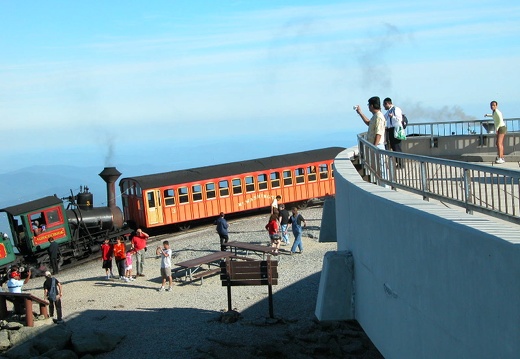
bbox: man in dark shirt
[43,271,63,323]
[278,204,290,246]
[47,237,60,274]
[214,212,229,251]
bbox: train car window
[122,181,129,194]
[192,184,203,202]
[295,168,305,184]
[147,192,156,207]
[245,176,255,193]
[135,184,142,197]
[178,187,189,204]
[319,164,329,179]
[45,209,61,226]
[232,178,242,195]
[257,174,268,191]
[164,189,175,206]
[270,172,280,188]
[307,166,317,182]
[219,180,230,197]
[206,183,216,199]
[283,170,292,186]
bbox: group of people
[355,96,507,166]
[214,197,308,256]
[5,266,64,324]
[355,97,405,154]
[101,228,150,282]
[266,201,307,255]
[100,229,173,292]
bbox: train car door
[145,190,164,226]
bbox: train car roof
[1,196,63,216]
[120,146,345,190]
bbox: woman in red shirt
[113,237,127,280]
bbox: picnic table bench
[0,292,49,327]
[220,257,278,317]
[224,241,275,259]
[175,251,234,284]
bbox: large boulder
[71,330,124,356]
[32,325,72,353]
[0,332,10,352]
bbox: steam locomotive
[0,167,131,274]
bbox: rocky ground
[1,205,384,358]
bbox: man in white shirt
[383,97,404,153]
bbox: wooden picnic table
[0,292,49,327]
[175,251,234,283]
[224,241,275,259]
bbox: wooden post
[226,258,232,311]
[267,256,274,318]
[0,297,7,319]
[24,297,34,327]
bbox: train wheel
[298,200,308,209]
[178,223,191,231]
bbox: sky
[1,0,520,177]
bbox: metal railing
[406,118,520,149]
[357,118,520,225]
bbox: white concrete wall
[323,148,520,359]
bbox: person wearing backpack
[383,97,405,167]
[43,271,63,324]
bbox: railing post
[463,169,473,215]
[420,161,429,201]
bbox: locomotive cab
[1,196,71,262]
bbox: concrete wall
[317,148,520,359]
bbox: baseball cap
[45,271,52,277]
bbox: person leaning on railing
[354,96,386,150]
[485,100,507,164]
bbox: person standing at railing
[355,96,389,188]
[484,100,507,164]
[355,96,386,149]
[383,98,404,152]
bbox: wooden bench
[220,257,278,318]
[0,292,49,327]
[191,268,221,281]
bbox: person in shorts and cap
[43,271,64,323]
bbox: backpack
[48,278,57,301]
[402,114,409,129]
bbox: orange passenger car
[119,147,345,230]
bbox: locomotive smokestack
[99,167,121,209]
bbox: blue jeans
[290,231,303,253]
[281,224,289,244]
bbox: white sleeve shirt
[384,106,403,128]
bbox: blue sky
[1,0,519,175]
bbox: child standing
[156,241,172,292]
[125,250,135,281]
[100,238,113,280]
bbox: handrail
[406,118,520,148]
[356,118,520,225]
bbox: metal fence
[357,118,520,225]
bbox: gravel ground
[16,205,382,358]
